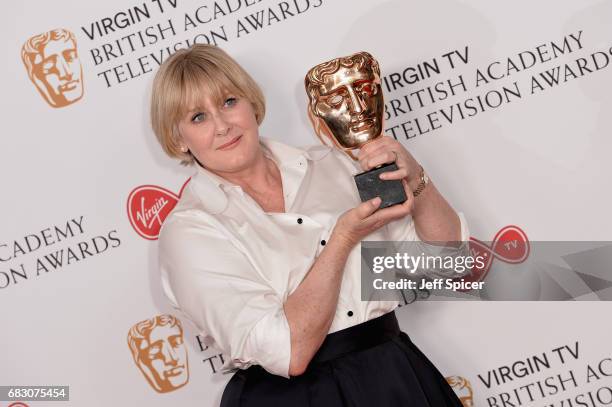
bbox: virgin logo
[463,225,530,286]
[127,179,190,240]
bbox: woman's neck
[217,149,281,194]
[221,151,284,212]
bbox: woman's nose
[212,113,230,136]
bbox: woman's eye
[191,112,205,123]
[224,97,237,107]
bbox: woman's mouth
[216,135,242,150]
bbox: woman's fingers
[358,144,391,162]
[378,167,409,180]
[358,138,396,164]
[359,136,395,155]
[354,197,382,220]
[367,180,414,222]
[337,189,415,247]
[360,150,396,171]
[366,204,411,228]
[337,193,412,247]
[366,195,412,223]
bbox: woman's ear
[251,102,261,124]
[172,125,188,153]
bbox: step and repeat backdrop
[2,0,612,405]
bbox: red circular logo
[467,225,530,284]
[127,179,190,240]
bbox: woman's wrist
[410,179,435,218]
[410,166,429,198]
[410,182,462,242]
[328,230,357,256]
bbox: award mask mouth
[350,116,376,132]
[59,79,80,92]
[164,365,186,378]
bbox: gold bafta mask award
[305,52,406,208]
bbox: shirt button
[320,239,326,246]
[347,310,354,317]
[297,218,303,224]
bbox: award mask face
[305,52,384,153]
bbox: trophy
[305,52,406,209]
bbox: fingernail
[372,197,381,206]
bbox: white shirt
[158,137,469,379]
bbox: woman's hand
[331,195,414,250]
[356,136,462,243]
[357,136,422,192]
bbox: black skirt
[220,311,463,407]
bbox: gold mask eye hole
[328,94,344,106]
[361,83,377,95]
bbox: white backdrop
[2,0,611,405]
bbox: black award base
[353,162,407,209]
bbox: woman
[151,44,469,406]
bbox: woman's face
[177,91,261,175]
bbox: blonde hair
[150,44,266,165]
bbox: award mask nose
[346,87,366,114]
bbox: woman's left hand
[357,136,422,192]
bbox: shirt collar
[188,137,330,214]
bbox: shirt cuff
[230,306,292,379]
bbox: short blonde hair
[150,44,266,165]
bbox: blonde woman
[151,44,468,406]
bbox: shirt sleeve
[158,214,292,378]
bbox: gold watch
[412,166,429,197]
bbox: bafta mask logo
[21,28,84,108]
[128,314,190,393]
[305,51,384,156]
[446,376,474,407]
